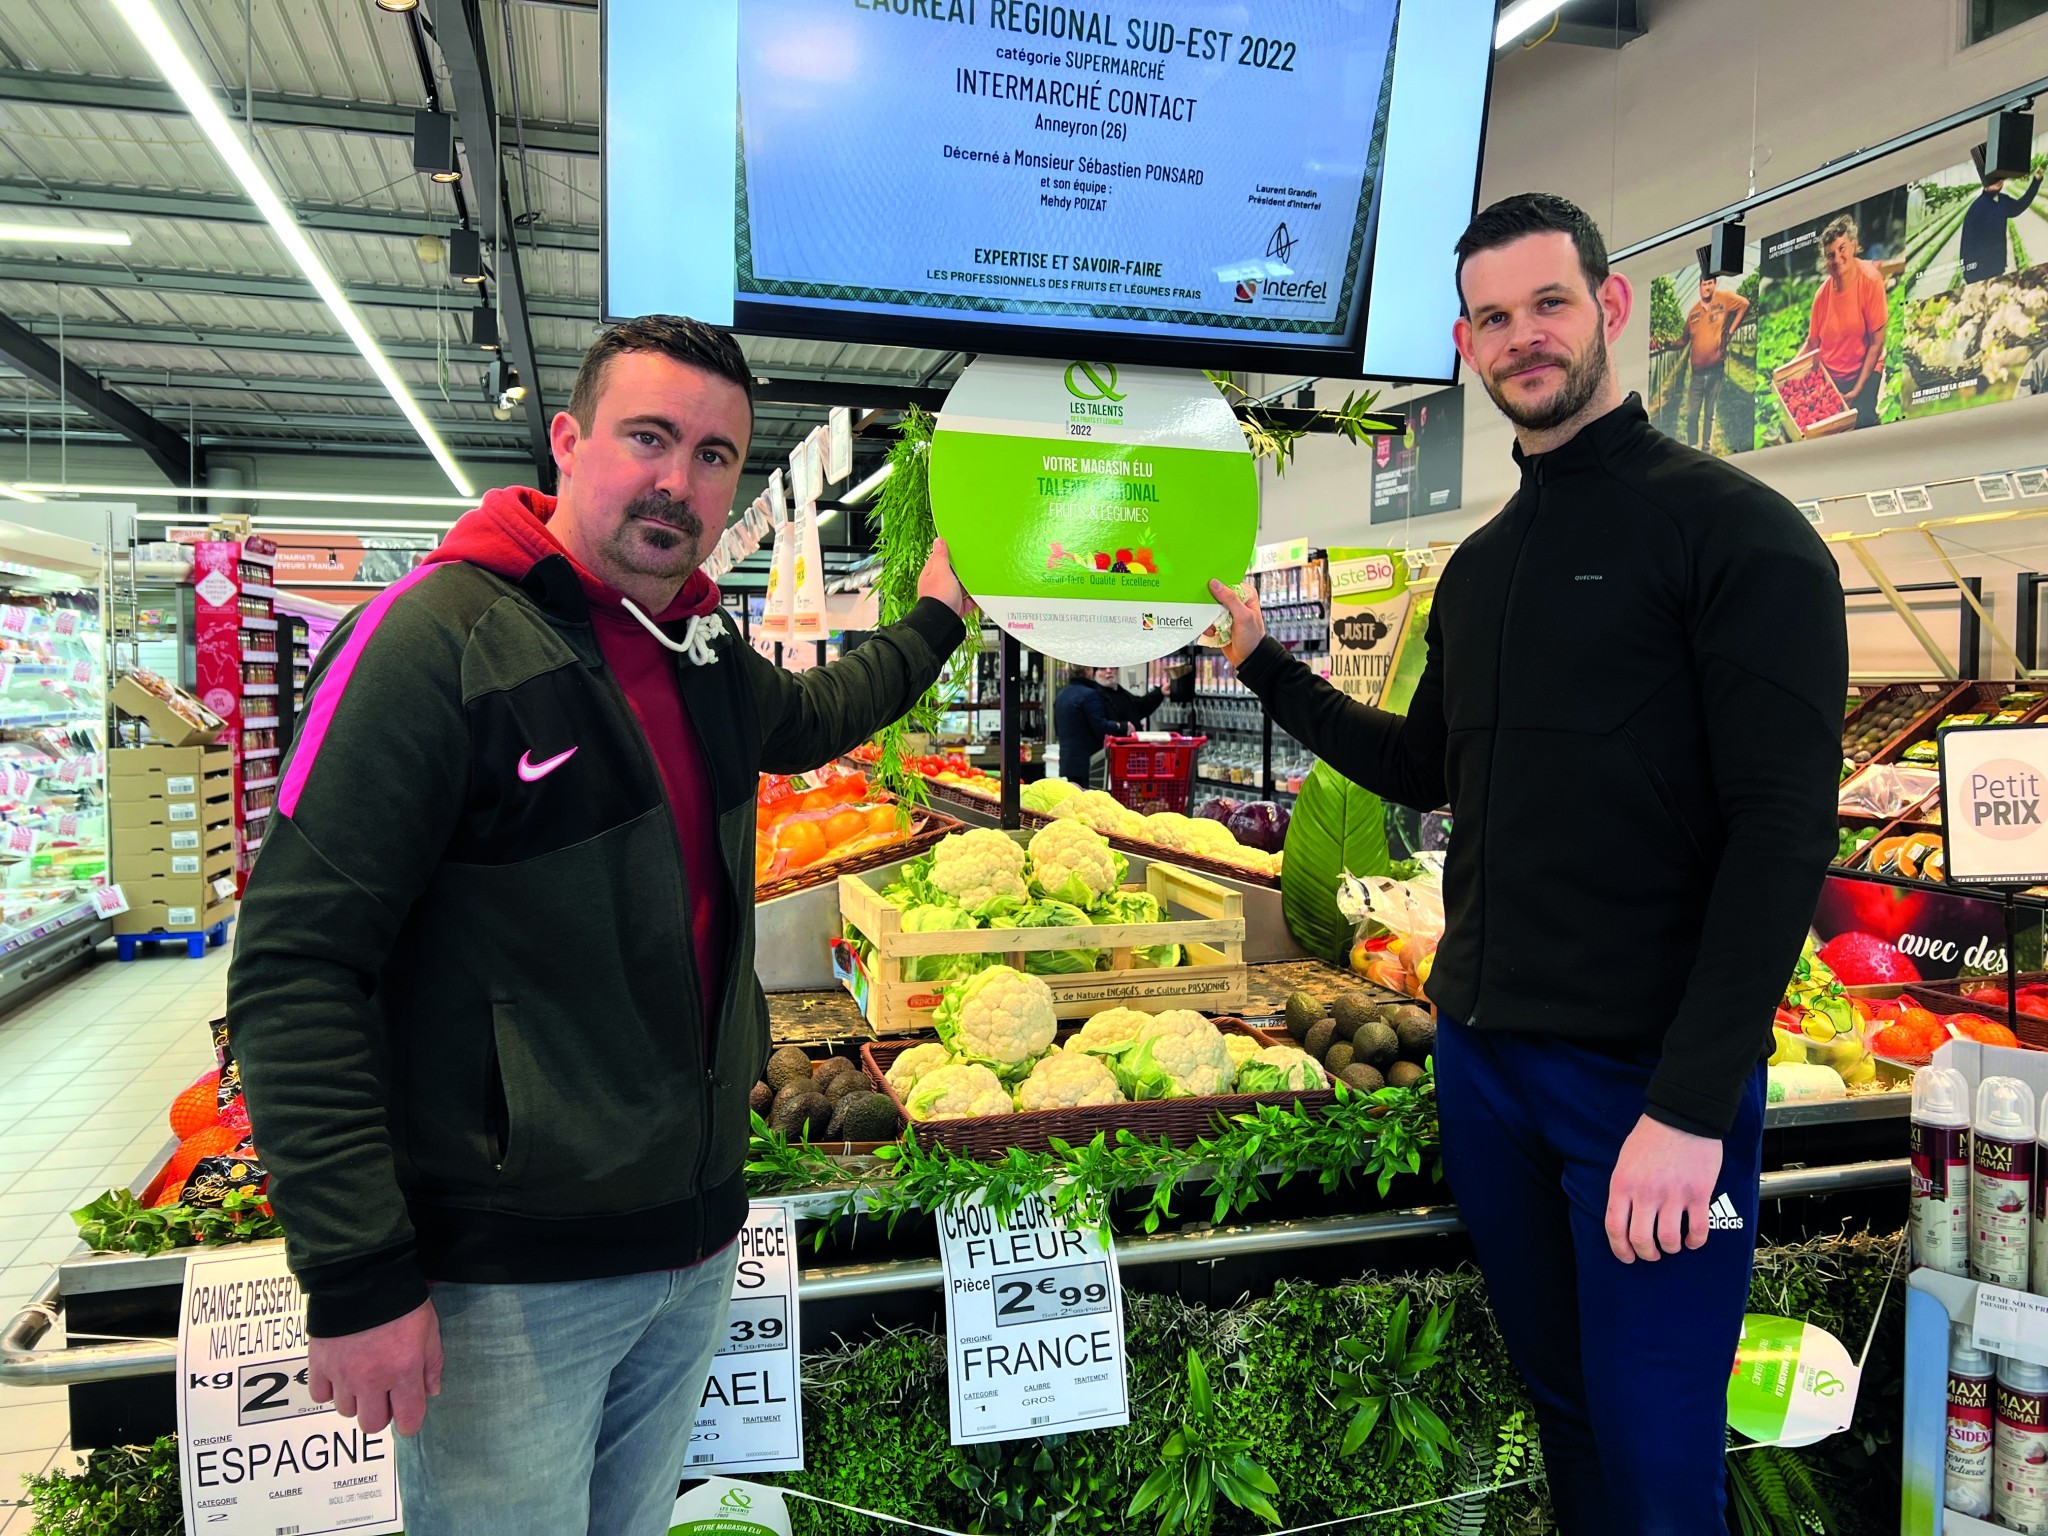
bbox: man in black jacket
[1209,195,1846,1535]
[229,316,970,1534]
[1054,665,1165,784]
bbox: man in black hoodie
[1209,195,1846,1534]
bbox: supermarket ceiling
[0,0,1640,492]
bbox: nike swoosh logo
[517,746,578,782]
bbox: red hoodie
[427,487,730,1024]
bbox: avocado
[823,1070,870,1102]
[1324,1041,1356,1077]
[1339,1063,1385,1094]
[1351,1020,1400,1070]
[765,1045,814,1092]
[830,1090,903,1143]
[748,1080,773,1116]
[1392,1009,1436,1063]
[770,1082,815,1123]
[1304,1018,1339,1062]
[812,1056,859,1092]
[1330,992,1379,1036]
[1386,1060,1426,1090]
[1283,990,1326,1041]
[768,1091,831,1140]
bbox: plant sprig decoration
[1204,372,1386,475]
[868,408,978,808]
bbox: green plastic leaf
[1280,760,1394,964]
[1185,1350,1212,1417]
[1340,1397,1384,1457]
[1129,1465,1173,1518]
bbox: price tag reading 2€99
[938,1190,1130,1446]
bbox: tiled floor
[0,939,230,1533]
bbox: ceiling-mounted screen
[602,1,1494,383]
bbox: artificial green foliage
[1329,1297,1459,1469]
[1128,1350,1282,1534]
[1201,373,1385,475]
[21,1438,182,1536]
[1728,1443,1837,1536]
[1280,762,1395,965]
[70,1189,281,1254]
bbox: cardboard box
[109,745,233,785]
[110,786,233,832]
[111,872,237,936]
[113,839,235,883]
[111,674,226,748]
[114,893,235,937]
[114,820,236,864]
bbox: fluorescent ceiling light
[0,223,132,247]
[27,482,472,507]
[1496,0,1570,48]
[816,506,839,527]
[842,461,893,507]
[0,481,46,504]
[109,0,475,500]
[149,517,454,533]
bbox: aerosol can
[1997,1354,2048,1533]
[1948,1327,1994,1516]
[1975,1076,2037,1289]
[1912,1066,1971,1275]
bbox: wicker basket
[754,803,968,904]
[858,1019,1342,1156]
[1014,806,1282,891]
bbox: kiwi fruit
[1387,1060,1426,1090]
[748,1080,773,1116]
[812,1057,859,1092]
[1324,1040,1356,1076]
[1304,1018,1339,1062]
[1330,992,1379,1035]
[1283,990,1326,1041]
[765,1045,814,1092]
[1339,1063,1385,1094]
[1351,1020,1400,1070]
[1392,1010,1436,1063]
[823,1070,870,1103]
[768,1091,831,1140]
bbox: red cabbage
[1227,801,1290,852]
[1196,798,1240,824]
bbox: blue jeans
[394,1249,738,1536]
[1435,1018,1765,1536]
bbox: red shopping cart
[1104,733,1207,815]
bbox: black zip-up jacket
[228,544,962,1336]
[1241,397,1847,1135]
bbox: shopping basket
[1105,733,1206,814]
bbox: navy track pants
[1435,1016,1765,1535]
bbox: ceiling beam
[0,179,598,251]
[0,309,203,483]
[754,379,950,413]
[18,317,587,367]
[423,0,552,481]
[0,67,597,159]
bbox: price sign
[937,1191,1129,1445]
[688,1202,804,1474]
[71,660,94,685]
[91,883,128,917]
[176,1244,402,1536]
[2,767,34,796]
[1940,724,2048,884]
[0,605,30,636]
[213,875,238,901]
[53,608,79,636]
[1975,1284,2048,1367]
[57,813,78,838]
[2,820,38,855]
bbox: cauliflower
[1053,789,1146,839]
[1028,819,1128,907]
[990,899,1099,975]
[1013,1050,1123,1111]
[1223,1033,1264,1073]
[1088,889,1179,969]
[1021,776,1082,815]
[932,964,1058,1077]
[885,1042,956,1098]
[1140,811,1198,850]
[1111,1010,1235,1099]
[1234,1045,1329,1094]
[899,904,987,984]
[1064,1006,1154,1057]
[1180,817,1240,856]
[928,828,1028,914]
[906,1063,1014,1121]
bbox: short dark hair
[567,314,755,428]
[1453,193,1610,315]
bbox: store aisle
[0,942,230,1530]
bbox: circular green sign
[929,357,1258,667]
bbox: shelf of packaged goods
[0,896,101,959]
[241,650,279,665]
[241,776,279,795]
[241,584,278,602]
[240,550,276,570]
[239,615,277,633]
[0,663,87,680]
[243,715,278,731]
[243,834,263,856]
[243,803,271,823]
[241,683,278,696]
[242,746,279,762]
[0,710,99,731]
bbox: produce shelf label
[175,1244,402,1536]
[687,1202,805,1474]
[1726,1312,1859,1448]
[1939,723,2048,885]
[938,1189,1130,1445]
[930,356,1255,667]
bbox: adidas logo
[1707,1193,1745,1232]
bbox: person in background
[1682,270,1749,451]
[1054,665,1164,786]
[1207,193,1846,1535]
[1800,213,1888,428]
[1960,149,2042,284]
[228,315,972,1536]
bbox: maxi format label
[689,1203,804,1474]
[176,1244,401,1536]
[930,355,1256,666]
[938,1190,1130,1445]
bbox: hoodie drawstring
[620,598,723,666]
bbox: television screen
[603,0,1494,382]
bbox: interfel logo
[1064,361,1126,403]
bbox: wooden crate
[1770,351,1858,439]
[836,858,1248,1031]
